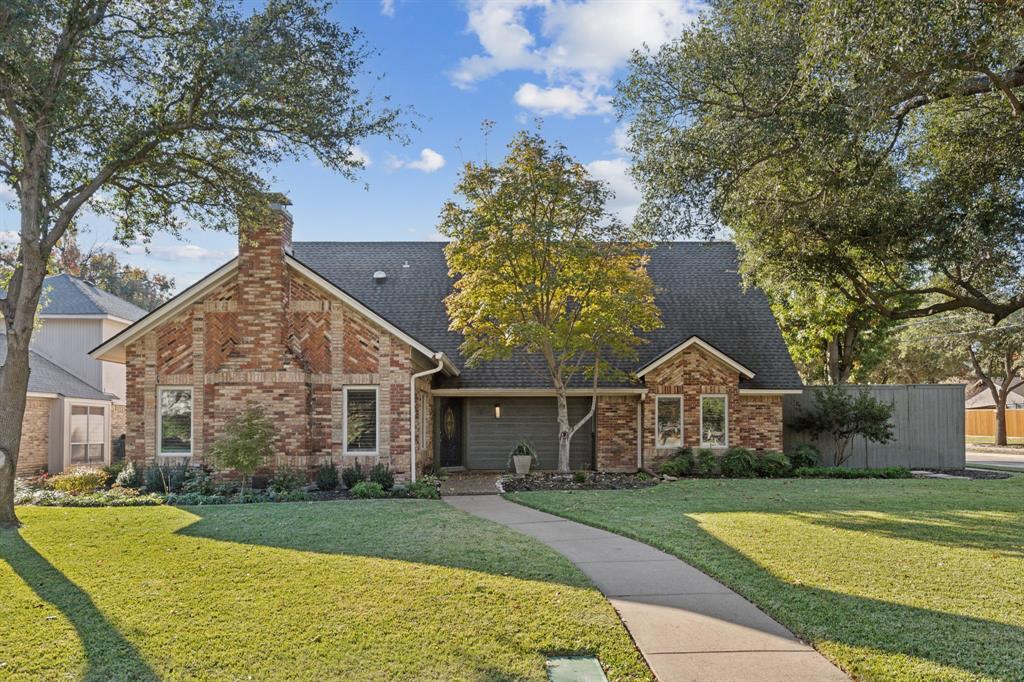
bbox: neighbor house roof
[965,378,1024,409]
[291,241,803,391]
[38,273,147,322]
[0,334,111,400]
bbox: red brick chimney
[235,193,293,370]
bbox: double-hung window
[344,386,379,454]
[158,387,193,456]
[70,405,106,464]
[655,395,683,449]
[700,395,728,448]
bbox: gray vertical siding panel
[465,397,593,470]
[784,384,965,469]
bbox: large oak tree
[0,0,404,527]
[619,0,1024,329]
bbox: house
[964,378,1024,410]
[91,198,803,480]
[8,274,146,476]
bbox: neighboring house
[6,274,146,476]
[92,199,803,481]
[964,378,1024,410]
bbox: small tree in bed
[207,406,276,496]
[792,385,894,467]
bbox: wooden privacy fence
[965,409,1024,438]
[783,384,966,469]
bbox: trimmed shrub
[49,468,110,494]
[407,480,440,499]
[755,451,791,478]
[635,470,652,481]
[315,463,339,491]
[660,448,694,477]
[695,449,718,477]
[350,481,385,499]
[102,462,124,483]
[794,466,912,479]
[788,444,820,470]
[269,465,305,493]
[341,462,365,489]
[181,467,216,495]
[720,447,757,478]
[369,463,394,491]
[573,471,587,483]
[115,460,143,489]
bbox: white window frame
[654,394,684,449]
[343,385,379,455]
[65,399,110,468]
[157,386,193,457]
[700,394,729,449]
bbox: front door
[438,398,464,468]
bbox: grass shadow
[0,530,158,681]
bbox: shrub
[660,448,694,477]
[794,466,912,479]
[634,470,652,481]
[49,468,109,494]
[207,405,276,495]
[115,460,143,489]
[369,463,394,491]
[181,467,216,495]
[573,470,587,483]
[788,443,820,470]
[341,461,365,489]
[695,449,718,477]
[21,487,165,507]
[406,480,440,499]
[349,481,385,499]
[755,451,791,478]
[269,465,306,493]
[791,386,894,466]
[720,447,757,478]
[102,462,124,483]
[315,463,339,491]
[144,463,191,494]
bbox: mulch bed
[499,472,659,492]
[917,468,1013,480]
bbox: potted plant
[508,439,538,475]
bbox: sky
[0,0,703,290]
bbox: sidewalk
[446,495,848,682]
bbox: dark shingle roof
[0,335,111,400]
[291,241,802,390]
[38,274,147,321]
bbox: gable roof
[636,335,756,379]
[0,334,111,400]
[38,274,147,322]
[291,241,803,391]
[965,379,1024,409]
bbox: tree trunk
[555,390,571,473]
[995,399,1008,447]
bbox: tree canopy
[619,0,1024,324]
[441,130,661,472]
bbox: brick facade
[16,397,53,477]
[123,203,429,481]
[595,395,639,471]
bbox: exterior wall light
[494,403,501,419]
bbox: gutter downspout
[410,354,446,483]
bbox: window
[70,405,105,464]
[158,387,193,456]
[344,386,378,454]
[700,395,728,448]
[655,395,683,449]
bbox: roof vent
[373,270,387,284]
[402,260,410,268]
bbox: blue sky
[0,0,701,289]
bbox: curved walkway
[445,495,848,682]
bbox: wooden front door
[438,398,464,468]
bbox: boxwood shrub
[794,466,912,479]
[720,447,757,478]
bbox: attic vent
[402,260,410,268]
[373,270,387,284]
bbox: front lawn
[0,501,650,681]
[510,477,1024,682]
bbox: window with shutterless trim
[344,386,379,454]
[157,387,193,456]
[655,395,683,449]
[700,394,728,448]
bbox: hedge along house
[92,197,803,481]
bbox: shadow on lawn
[0,530,157,681]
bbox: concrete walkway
[446,495,848,682]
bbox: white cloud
[586,157,641,221]
[610,121,631,154]
[514,82,610,117]
[380,0,395,17]
[389,148,446,173]
[118,243,237,262]
[0,230,18,244]
[452,0,699,117]
[347,145,372,167]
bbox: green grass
[509,478,1024,682]
[0,501,650,681]
[966,435,1024,446]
